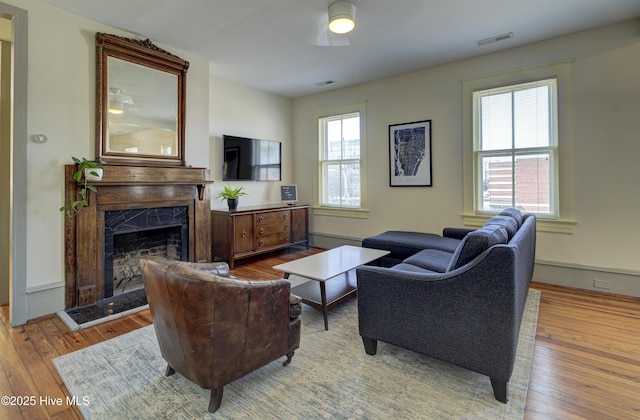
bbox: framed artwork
[389,119,432,187]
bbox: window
[474,79,557,216]
[313,102,368,218]
[462,61,575,232]
[320,112,360,207]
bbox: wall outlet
[594,279,611,290]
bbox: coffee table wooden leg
[320,281,329,330]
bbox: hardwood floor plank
[0,310,25,420]
[0,320,50,419]
[9,323,69,417]
[527,282,640,419]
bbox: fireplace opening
[103,206,189,299]
[109,225,184,297]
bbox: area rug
[53,286,540,419]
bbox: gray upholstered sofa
[357,208,536,403]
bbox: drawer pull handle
[259,240,265,246]
[259,216,264,222]
[285,236,289,241]
[284,214,289,219]
[241,230,247,237]
[298,223,302,228]
[284,224,289,230]
[259,227,264,234]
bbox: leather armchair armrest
[175,261,231,277]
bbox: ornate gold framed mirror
[95,32,189,166]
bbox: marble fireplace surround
[63,164,212,309]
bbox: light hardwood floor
[1,248,639,419]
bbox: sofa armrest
[442,227,475,240]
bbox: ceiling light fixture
[328,1,355,34]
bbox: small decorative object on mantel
[59,157,104,217]
[216,184,248,210]
[389,119,432,187]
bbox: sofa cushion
[390,263,440,274]
[362,231,461,260]
[485,215,519,240]
[403,249,454,273]
[446,224,509,271]
[499,208,523,227]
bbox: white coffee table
[273,245,389,330]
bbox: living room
[0,0,639,417]
[2,0,638,324]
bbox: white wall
[208,74,293,208]
[2,0,209,320]
[293,19,640,296]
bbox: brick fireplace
[63,164,212,309]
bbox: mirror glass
[96,33,188,165]
[107,57,178,157]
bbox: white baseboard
[26,285,65,320]
[533,260,640,298]
[309,232,362,249]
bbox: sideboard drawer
[255,232,291,250]
[255,210,290,227]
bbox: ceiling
[40,0,640,98]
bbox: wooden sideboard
[212,204,309,268]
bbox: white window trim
[312,101,369,219]
[462,60,576,233]
[473,78,559,217]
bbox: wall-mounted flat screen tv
[222,135,282,181]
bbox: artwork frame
[389,119,432,187]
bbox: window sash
[473,78,558,217]
[319,112,361,209]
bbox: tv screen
[222,135,281,181]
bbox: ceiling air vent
[315,80,335,87]
[477,32,514,46]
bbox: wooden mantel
[63,164,212,308]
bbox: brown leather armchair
[140,256,301,413]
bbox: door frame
[0,2,28,327]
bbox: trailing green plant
[216,184,248,201]
[59,156,104,217]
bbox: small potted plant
[59,156,104,217]
[216,184,247,210]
